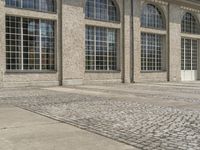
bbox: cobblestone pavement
[0,82,200,150]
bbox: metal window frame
[181,38,198,71]
[5,0,56,13]
[181,12,199,34]
[6,15,55,71]
[141,4,165,29]
[85,26,118,71]
[141,32,163,71]
[85,0,118,22]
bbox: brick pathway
[0,82,200,150]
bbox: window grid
[86,0,118,22]
[141,33,163,71]
[5,0,56,12]
[22,18,40,70]
[6,16,55,71]
[6,16,22,70]
[181,12,200,34]
[141,4,164,29]
[181,38,198,71]
[41,20,55,70]
[85,26,118,71]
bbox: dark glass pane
[181,12,200,34]
[6,0,56,12]
[85,0,118,21]
[141,4,164,29]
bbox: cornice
[144,0,168,5]
[165,0,200,10]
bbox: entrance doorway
[181,38,198,81]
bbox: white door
[181,38,198,81]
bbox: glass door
[181,38,198,81]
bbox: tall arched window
[85,0,119,22]
[141,4,166,72]
[181,13,199,81]
[85,0,120,71]
[141,4,165,29]
[181,12,200,34]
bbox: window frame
[85,25,119,72]
[85,0,120,23]
[5,15,57,72]
[181,12,200,35]
[5,0,57,14]
[181,38,198,71]
[141,3,165,30]
[140,3,166,72]
[141,32,165,72]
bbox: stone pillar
[123,0,132,83]
[132,0,141,82]
[62,0,85,85]
[0,0,5,87]
[197,14,200,80]
[168,4,182,82]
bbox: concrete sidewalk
[0,105,135,150]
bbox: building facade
[0,0,200,87]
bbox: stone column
[0,0,5,87]
[123,0,132,83]
[132,0,141,82]
[197,13,200,80]
[168,4,182,82]
[62,0,85,85]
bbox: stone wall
[0,0,200,87]
[0,0,61,87]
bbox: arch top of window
[141,4,166,30]
[85,0,120,22]
[181,12,200,34]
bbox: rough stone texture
[0,1,61,87]
[62,0,123,85]
[132,0,141,82]
[0,0,200,87]
[1,82,200,150]
[62,0,85,85]
[124,0,132,83]
[0,106,136,150]
[0,0,5,88]
[133,0,169,83]
[168,3,182,82]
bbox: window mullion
[197,41,198,70]
[21,17,24,70]
[94,0,96,19]
[146,33,148,71]
[107,28,109,71]
[184,38,186,70]
[39,0,40,10]
[94,27,97,71]
[191,39,193,70]
[21,0,23,8]
[146,9,148,27]
[39,19,42,71]
[107,0,109,21]
[155,35,157,71]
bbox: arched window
[181,12,200,34]
[141,4,166,72]
[85,0,119,21]
[141,4,165,29]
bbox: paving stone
[0,83,200,150]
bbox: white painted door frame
[181,38,198,81]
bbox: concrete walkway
[0,105,135,150]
